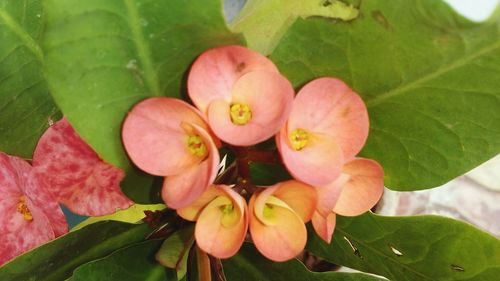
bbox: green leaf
[230,0,359,54]
[69,240,176,281]
[72,203,166,231]
[42,0,243,195]
[250,162,292,186]
[156,225,195,280]
[307,213,500,281]
[0,0,59,158]
[0,221,151,281]
[223,243,386,281]
[270,0,500,190]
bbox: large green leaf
[307,213,500,281]
[223,243,386,281]
[0,221,151,281]
[0,0,58,158]
[69,240,176,281]
[270,0,500,190]
[42,0,242,170]
[230,0,359,54]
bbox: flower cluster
[0,119,132,265]
[122,45,384,261]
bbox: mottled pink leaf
[33,118,132,216]
[0,152,67,266]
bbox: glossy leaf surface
[307,213,500,281]
[271,0,500,190]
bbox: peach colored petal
[177,186,225,221]
[249,194,307,262]
[195,186,248,258]
[188,45,279,114]
[277,127,344,186]
[333,158,384,216]
[311,211,336,244]
[122,97,211,176]
[33,118,132,216]
[162,124,219,209]
[315,174,349,217]
[272,180,317,222]
[287,77,369,160]
[207,70,294,146]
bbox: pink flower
[177,185,248,258]
[277,77,369,186]
[249,180,317,262]
[33,118,133,216]
[122,97,220,209]
[312,158,384,243]
[188,45,294,146]
[0,152,68,265]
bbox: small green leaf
[223,243,386,280]
[156,225,195,280]
[0,221,151,281]
[69,240,176,281]
[307,213,500,281]
[271,0,500,190]
[231,0,359,54]
[0,0,59,158]
[250,162,291,186]
[72,203,166,231]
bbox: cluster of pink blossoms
[122,45,384,262]
[0,119,132,265]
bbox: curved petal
[33,118,132,216]
[177,185,225,221]
[333,158,384,216]
[208,71,294,146]
[311,211,336,244]
[122,97,210,176]
[272,180,317,222]
[188,45,279,114]
[195,187,248,258]
[277,127,344,186]
[288,77,369,159]
[249,194,307,262]
[315,174,349,217]
[162,124,220,209]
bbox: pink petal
[0,152,67,266]
[249,193,307,262]
[311,211,336,244]
[122,97,211,176]
[333,158,384,216]
[162,124,219,209]
[277,127,344,186]
[195,186,248,258]
[208,70,294,146]
[188,45,279,114]
[33,118,132,216]
[271,180,317,222]
[287,77,369,160]
[176,186,225,221]
[315,174,349,217]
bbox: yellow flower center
[230,103,252,125]
[186,135,208,158]
[289,128,309,151]
[17,196,33,222]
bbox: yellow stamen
[289,128,309,151]
[17,196,33,222]
[187,135,208,158]
[230,103,252,125]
